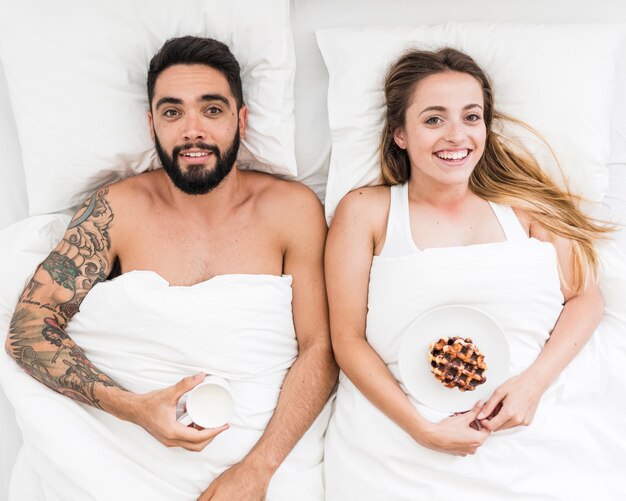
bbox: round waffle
[428,336,487,392]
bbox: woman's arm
[326,189,489,456]
[478,224,604,431]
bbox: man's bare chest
[115,216,284,286]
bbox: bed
[1,0,626,499]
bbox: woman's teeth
[435,149,469,160]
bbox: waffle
[428,337,487,391]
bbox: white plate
[398,305,511,413]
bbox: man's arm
[200,185,338,501]
[5,187,226,451]
[5,188,121,407]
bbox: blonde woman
[324,48,611,500]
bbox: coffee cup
[177,375,234,429]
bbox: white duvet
[324,230,626,501]
[1,214,626,501]
[0,215,329,501]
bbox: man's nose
[182,113,206,142]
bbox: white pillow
[0,59,27,230]
[0,0,296,215]
[317,23,626,221]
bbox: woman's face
[393,71,487,190]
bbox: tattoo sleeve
[5,187,123,408]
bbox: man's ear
[393,127,406,149]
[148,110,155,140]
[238,105,248,139]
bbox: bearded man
[5,36,337,501]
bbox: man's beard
[154,129,240,195]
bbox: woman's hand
[417,400,491,456]
[477,372,547,432]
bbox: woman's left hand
[476,372,547,432]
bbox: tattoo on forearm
[7,187,123,408]
[20,298,57,313]
[42,317,71,363]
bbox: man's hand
[120,372,229,451]
[197,460,272,501]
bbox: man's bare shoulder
[238,171,326,255]
[84,170,167,243]
[95,170,173,223]
[241,170,324,220]
[105,170,165,203]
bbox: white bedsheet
[0,216,329,501]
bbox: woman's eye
[466,113,482,122]
[425,116,442,125]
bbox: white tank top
[379,182,527,257]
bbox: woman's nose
[444,122,466,142]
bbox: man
[5,36,337,500]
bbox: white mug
[177,375,234,429]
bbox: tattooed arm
[5,187,121,407]
[5,187,225,451]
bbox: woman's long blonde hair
[380,47,611,293]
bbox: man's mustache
[173,142,220,158]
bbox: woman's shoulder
[330,185,391,241]
[337,185,391,214]
[513,206,567,247]
[511,206,553,243]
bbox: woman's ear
[393,128,406,149]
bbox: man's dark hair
[147,36,244,110]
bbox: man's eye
[425,116,442,125]
[206,106,222,115]
[163,109,179,118]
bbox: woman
[324,48,611,500]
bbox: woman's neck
[407,174,475,209]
